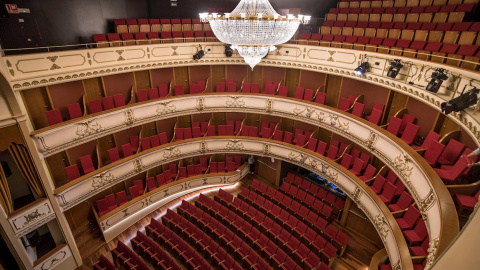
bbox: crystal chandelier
[200,0,310,70]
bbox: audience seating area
[94,156,244,217]
[93,18,218,47]
[297,0,480,70]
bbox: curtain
[8,143,45,198]
[0,164,13,215]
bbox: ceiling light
[200,0,310,70]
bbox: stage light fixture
[387,59,403,79]
[193,45,205,60]
[354,62,369,76]
[426,68,448,93]
[225,45,233,57]
[441,87,479,115]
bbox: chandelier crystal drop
[200,0,310,70]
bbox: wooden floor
[78,175,381,270]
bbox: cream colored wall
[432,207,480,269]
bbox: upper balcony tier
[2,42,480,148]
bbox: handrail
[93,163,249,242]
[55,137,413,269]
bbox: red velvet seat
[65,164,80,181]
[102,96,115,110]
[454,190,480,212]
[45,109,63,126]
[67,103,83,119]
[400,122,420,145]
[409,238,429,257]
[80,155,95,174]
[316,141,327,156]
[358,164,376,182]
[97,199,109,216]
[367,108,382,125]
[421,140,445,166]
[108,148,120,163]
[404,218,428,245]
[378,182,397,204]
[294,87,305,99]
[412,130,441,150]
[370,175,386,194]
[386,117,402,136]
[351,102,364,117]
[438,139,465,166]
[395,205,421,230]
[349,158,364,176]
[121,143,133,157]
[88,99,103,114]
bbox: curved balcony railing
[3,42,480,146]
[41,93,457,262]
[94,163,250,242]
[56,137,413,269]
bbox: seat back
[108,148,120,163]
[316,141,327,155]
[423,140,446,165]
[368,108,383,125]
[439,139,465,165]
[386,117,402,136]
[352,102,364,117]
[404,206,421,227]
[401,123,420,145]
[397,191,414,209]
[372,175,386,190]
[46,109,63,126]
[421,130,441,149]
[67,103,83,119]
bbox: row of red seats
[93,31,216,46]
[145,216,235,269]
[328,4,475,14]
[158,211,212,269]
[321,20,480,32]
[111,241,149,270]
[302,33,480,60]
[46,85,170,127]
[45,103,83,126]
[282,174,347,215]
[215,80,237,92]
[272,128,314,147]
[138,132,170,151]
[214,189,339,267]
[96,191,129,217]
[338,0,469,6]
[92,255,116,270]
[130,230,182,270]
[232,187,330,234]
[385,116,421,145]
[65,154,96,181]
[113,18,211,34]
[168,207,271,269]
[204,191,334,269]
[210,156,243,173]
[137,84,169,102]
[107,136,141,163]
[368,171,409,205]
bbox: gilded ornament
[225,96,246,108]
[75,120,103,139]
[124,110,135,125]
[196,97,205,111]
[352,188,361,203]
[162,147,182,160]
[425,238,439,270]
[156,102,177,115]
[92,172,116,190]
[23,210,45,225]
[225,140,245,151]
[265,99,273,113]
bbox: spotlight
[387,59,403,79]
[354,62,369,76]
[193,45,205,60]
[426,68,448,93]
[225,45,233,57]
[441,87,479,115]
